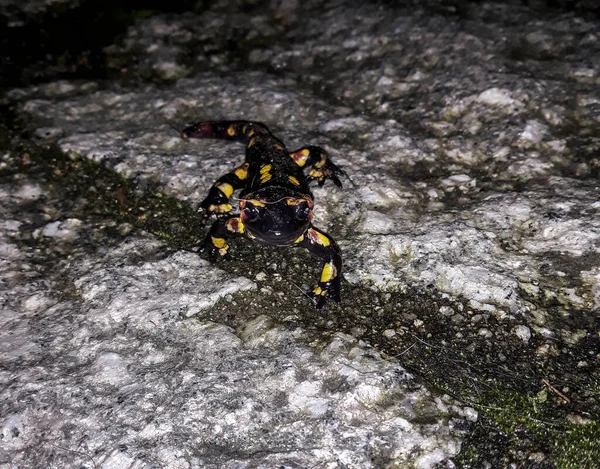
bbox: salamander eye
[295,205,311,221]
[243,206,261,223]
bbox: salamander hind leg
[295,226,342,308]
[289,145,345,188]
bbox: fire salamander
[181,120,344,308]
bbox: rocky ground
[1,0,599,467]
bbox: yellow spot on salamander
[248,130,255,137]
[294,234,304,244]
[274,143,284,150]
[320,263,337,283]
[315,154,327,169]
[211,236,227,249]
[226,218,245,233]
[227,125,236,137]
[248,137,256,148]
[309,169,323,178]
[234,164,249,180]
[217,182,234,198]
[308,229,331,247]
[288,176,300,186]
[208,203,232,213]
[313,286,322,296]
[291,149,309,167]
[259,164,272,184]
[242,125,248,133]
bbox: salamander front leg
[199,163,249,220]
[295,226,342,308]
[199,216,245,263]
[289,146,345,188]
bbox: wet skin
[182,121,345,308]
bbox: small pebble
[512,325,531,343]
[255,272,267,281]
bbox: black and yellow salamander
[182,120,345,308]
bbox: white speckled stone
[477,87,521,108]
[512,325,532,343]
[74,248,256,321]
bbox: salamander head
[240,187,313,246]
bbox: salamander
[181,120,344,308]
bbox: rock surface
[0,174,467,467]
[2,0,599,467]
[16,0,600,319]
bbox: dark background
[1,0,599,90]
